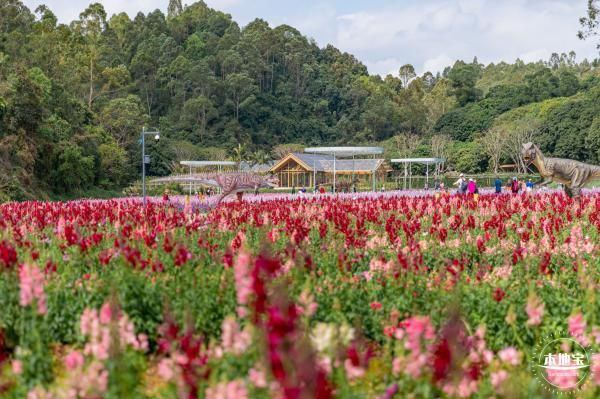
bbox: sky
[21,0,600,76]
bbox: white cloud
[423,54,454,74]
[204,0,242,11]
[332,0,598,74]
[365,58,403,76]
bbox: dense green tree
[448,141,487,173]
[98,95,149,148]
[398,64,415,88]
[447,61,482,106]
[422,79,457,131]
[0,0,599,200]
[585,117,600,163]
[72,3,108,109]
[98,141,128,187]
[50,144,95,191]
[181,95,217,143]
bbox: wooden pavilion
[269,152,389,189]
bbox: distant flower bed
[0,191,599,398]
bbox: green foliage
[0,0,599,201]
[447,60,482,106]
[50,144,95,191]
[98,95,149,149]
[586,117,600,163]
[448,141,487,173]
[538,88,600,161]
[98,142,129,187]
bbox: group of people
[291,186,309,194]
[497,176,534,194]
[453,174,480,195]
[453,174,535,195]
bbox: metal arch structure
[304,147,384,192]
[390,158,446,190]
[180,161,237,168]
[180,161,237,195]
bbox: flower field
[0,192,599,398]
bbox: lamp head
[154,134,160,142]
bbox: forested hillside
[0,0,599,200]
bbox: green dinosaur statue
[522,142,600,197]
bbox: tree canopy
[0,0,599,199]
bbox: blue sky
[22,0,600,75]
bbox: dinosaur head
[521,142,539,164]
[264,174,280,188]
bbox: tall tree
[398,64,416,89]
[98,95,149,148]
[578,0,599,49]
[430,134,452,174]
[167,0,183,19]
[225,73,257,121]
[182,96,217,144]
[480,126,508,174]
[73,3,107,109]
[447,61,482,106]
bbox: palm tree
[232,143,247,171]
[249,150,272,167]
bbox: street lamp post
[141,127,160,209]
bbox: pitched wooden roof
[270,153,387,173]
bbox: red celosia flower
[493,287,506,302]
[431,337,452,382]
[0,240,17,269]
[174,246,192,266]
[44,260,57,275]
[222,252,233,268]
[370,301,382,310]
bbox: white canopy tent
[304,147,384,192]
[390,158,446,190]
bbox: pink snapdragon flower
[19,263,47,315]
[248,365,267,388]
[219,316,251,356]
[12,360,23,375]
[568,313,586,337]
[498,347,521,366]
[591,353,600,386]
[546,368,578,390]
[205,380,248,399]
[233,251,252,317]
[526,296,544,326]
[64,350,85,370]
[490,370,508,388]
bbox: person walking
[467,178,476,194]
[454,173,466,194]
[510,177,520,194]
[495,177,502,194]
[526,179,534,193]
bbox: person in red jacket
[510,177,520,194]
